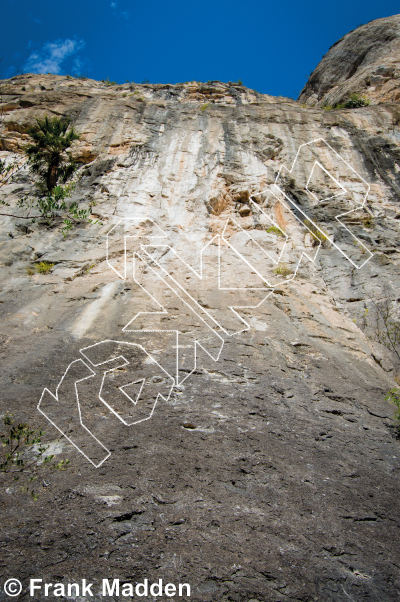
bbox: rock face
[0,33,400,602]
[299,14,400,107]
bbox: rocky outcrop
[299,14,400,107]
[0,31,400,602]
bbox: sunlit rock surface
[0,26,400,601]
[299,14,400,107]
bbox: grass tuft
[35,261,54,274]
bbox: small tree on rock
[0,114,99,234]
[25,115,80,193]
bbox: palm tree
[25,116,80,192]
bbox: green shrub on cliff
[361,286,400,363]
[273,262,292,277]
[343,93,370,109]
[303,219,330,247]
[25,115,80,193]
[324,93,370,111]
[266,225,285,237]
[384,388,400,434]
[35,261,54,274]
[0,414,69,500]
[1,115,94,235]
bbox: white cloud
[24,38,85,75]
[72,55,90,76]
[28,11,41,24]
[110,2,129,19]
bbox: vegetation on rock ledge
[0,115,97,236]
[0,414,69,500]
[323,93,370,111]
[384,389,400,436]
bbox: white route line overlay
[38,138,374,467]
[123,230,285,384]
[109,214,286,385]
[38,342,175,468]
[79,341,174,426]
[271,138,373,269]
[38,358,110,468]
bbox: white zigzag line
[273,137,373,269]
[38,342,175,466]
[124,251,226,386]
[80,340,175,425]
[37,359,111,468]
[39,138,374,466]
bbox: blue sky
[1,0,399,98]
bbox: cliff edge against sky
[0,15,400,602]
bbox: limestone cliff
[0,21,400,602]
[299,14,400,107]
